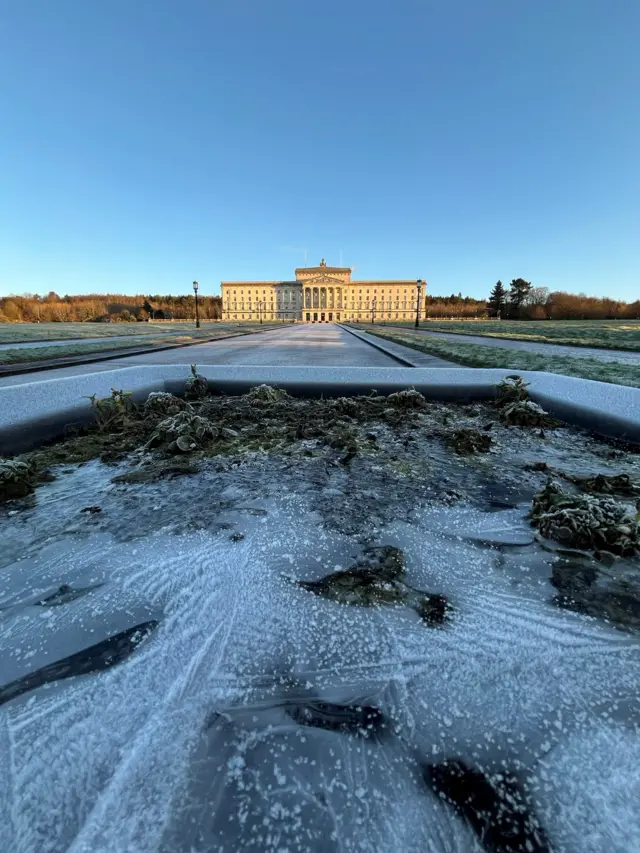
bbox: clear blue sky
[1,0,638,300]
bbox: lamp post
[192,281,200,329]
[371,298,376,324]
[415,279,423,328]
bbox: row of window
[226,314,415,321]
[225,305,413,319]
[225,288,413,296]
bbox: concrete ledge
[1,365,639,454]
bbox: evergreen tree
[487,280,506,318]
[508,278,533,318]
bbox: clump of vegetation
[0,459,38,502]
[385,388,427,409]
[568,472,640,498]
[297,545,451,626]
[501,398,555,427]
[184,364,209,400]
[495,376,557,427]
[143,392,191,419]
[529,479,639,557]
[332,396,367,418]
[87,389,137,432]
[147,411,217,453]
[298,545,406,605]
[448,428,492,455]
[247,384,290,406]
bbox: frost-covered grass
[359,327,640,387]
[382,319,640,351]
[0,326,276,365]
[0,321,277,345]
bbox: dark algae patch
[297,545,452,625]
[425,759,551,853]
[287,700,386,737]
[0,621,158,707]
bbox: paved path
[403,327,640,365]
[0,325,448,387]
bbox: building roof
[221,278,423,287]
[295,267,350,276]
[220,280,290,286]
[295,258,351,276]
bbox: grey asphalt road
[406,327,640,365]
[0,324,450,387]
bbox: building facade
[221,260,424,323]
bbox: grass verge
[377,319,640,351]
[0,321,277,345]
[354,326,640,388]
[0,326,278,365]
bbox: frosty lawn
[359,326,640,387]
[0,325,277,366]
[0,321,272,346]
[381,318,640,351]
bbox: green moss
[0,460,37,502]
[447,428,492,455]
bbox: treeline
[0,292,222,323]
[426,294,487,318]
[1,286,637,324]
[486,280,640,321]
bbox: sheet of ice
[0,482,638,852]
[534,725,640,853]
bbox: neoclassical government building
[221,260,425,323]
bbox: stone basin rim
[1,365,639,454]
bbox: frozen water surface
[0,432,639,852]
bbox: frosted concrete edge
[1,365,639,454]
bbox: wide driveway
[0,324,442,387]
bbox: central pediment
[299,274,346,285]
